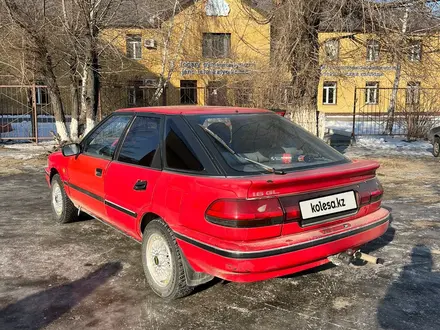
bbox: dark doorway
[180,80,197,104]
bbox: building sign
[321,65,397,77]
[181,61,255,75]
[205,0,230,17]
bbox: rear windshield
[186,113,349,174]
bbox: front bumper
[176,208,390,282]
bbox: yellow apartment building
[101,0,270,108]
[101,0,440,115]
[318,32,440,115]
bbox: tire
[51,174,78,224]
[433,137,440,157]
[142,219,193,299]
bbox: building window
[180,80,197,104]
[366,40,380,61]
[408,40,421,62]
[128,87,136,105]
[203,33,231,58]
[324,39,339,60]
[127,81,144,106]
[35,86,49,105]
[406,82,421,105]
[365,82,379,104]
[126,34,142,59]
[234,82,253,106]
[322,82,337,104]
[283,85,294,104]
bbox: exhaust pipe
[354,251,385,265]
[328,249,385,266]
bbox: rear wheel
[142,219,193,299]
[51,174,78,224]
[433,137,440,157]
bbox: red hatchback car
[46,106,390,299]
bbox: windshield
[186,112,349,174]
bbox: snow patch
[354,136,432,156]
[228,305,250,313]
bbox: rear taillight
[284,205,301,222]
[359,180,384,206]
[205,198,284,228]
[370,186,383,202]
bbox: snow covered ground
[0,115,72,140]
[1,121,57,139]
[0,141,56,160]
[326,116,435,158]
[326,116,408,136]
[348,136,433,157]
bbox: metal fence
[1,84,322,142]
[99,85,297,115]
[352,87,440,137]
[0,85,56,142]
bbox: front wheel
[433,137,440,157]
[142,219,193,299]
[51,174,78,224]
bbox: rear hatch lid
[247,160,381,235]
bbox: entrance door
[207,81,227,106]
[67,114,132,220]
[180,80,198,104]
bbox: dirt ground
[0,145,439,330]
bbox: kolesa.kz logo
[311,198,346,213]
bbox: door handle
[133,180,147,191]
[95,168,103,177]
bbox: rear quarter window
[164,117,204,172]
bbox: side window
[165,118,204,172]
[83,115,131,159]
[118,116,161,168]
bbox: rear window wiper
[199,125,286,175]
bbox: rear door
[104,114,163,236]
[67,114,132,220]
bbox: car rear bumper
[176,208,390,282]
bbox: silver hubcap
[435,142,439,155]
[52,182,63,216]
[146,233,173,288]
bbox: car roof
[115,106,274,115]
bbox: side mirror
[62,143,81,157]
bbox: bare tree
[151,0,196,103]
[261,0,440,120]
[2,0,71,141]
[1,0,129,142]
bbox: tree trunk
[69,80,80,141]
[83,58,99,134]
[385,62,402,134]
[81,21,100,134]
[81,42,100,135]
[385,6,410,135]
[44,56,69,142]
[288,10,321,114]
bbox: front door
[67,114,132,220]
[104,115,163,237]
